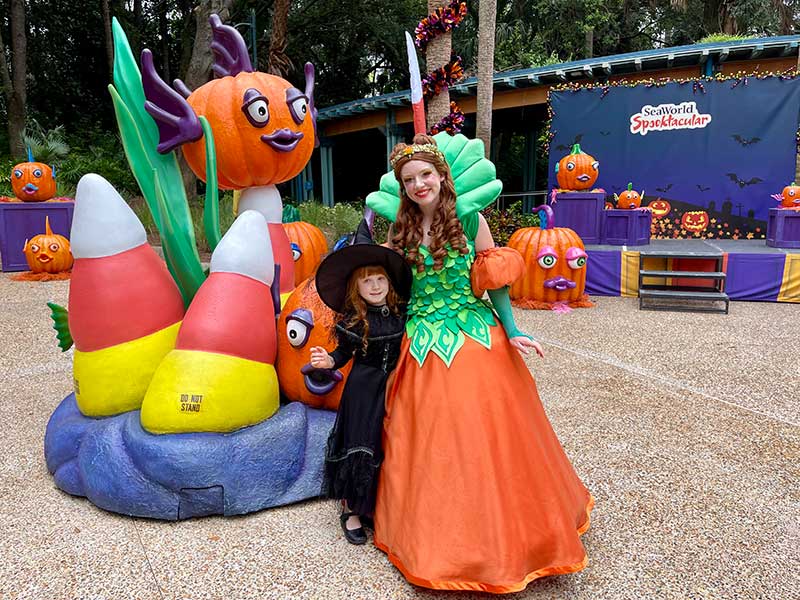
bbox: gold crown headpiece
[390,144,446,168]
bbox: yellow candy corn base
[74,322,181,417]
[140,349,279,434]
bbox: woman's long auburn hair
[340,265,403,353]
[389,134,468,272]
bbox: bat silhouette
[555,133,584,152]
[696,184,711,192]
[732,134,761,146]
[655,184,673,192]
[599,130,611,136]
[726,173,764,188]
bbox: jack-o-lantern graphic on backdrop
[780,182,800,209]
[614,183,643,209]
[282,206,328,286]
[276,276,351,411]
[555,144,599,191]
[681,210,710,234]
[508,206,593,309]
[11,150,57,202]
[648,199,671,217]
[23,217,73,273]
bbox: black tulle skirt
[322,362,387,516]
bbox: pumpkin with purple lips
[181,72,316,190]
[508,206,592,309]
[555,144,598,191]
[276,276,351,411]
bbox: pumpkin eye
[242,88,270,128]
[291,242,302,261]
[49,243,60,252]
[286,308,314,348]
[287,93,309,125]
[591,161,599,171]
[13,169,22,178]
[30,244,40,252]
[565,161,575,171]
[568,256,587,269]
[790,190,796,196]
[537,254,557,269]
[33,168,43,178]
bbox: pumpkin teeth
[210,210,275,286]
[70,174,148,259]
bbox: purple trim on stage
[724,253,785,302]
[585,250,621,296]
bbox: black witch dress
[322,304,406,515]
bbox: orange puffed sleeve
[471,247,525,297]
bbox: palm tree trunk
[268,0,293,77]
[0,0,27,158]
[426,0,451,132]
[476,0,497,158]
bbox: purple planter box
[602,208,652,246]
[551,192,605,244]
[766,207,800,249]
[0,201,75,272]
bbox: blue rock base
[44,394,336,520]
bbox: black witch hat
[315,209,412,313]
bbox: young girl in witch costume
[365,134,594,592]
[311,215,412,545]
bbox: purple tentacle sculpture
[303,62,319,147]
[141,49,203,154]
[210,14,253,78]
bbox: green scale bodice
[406,241,497,367]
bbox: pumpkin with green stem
[555,144,599,190]
[613,183,644,209]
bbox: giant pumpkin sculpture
[555,144,599,191]
[614,183,644,209]
[282,205,328,286]
[141,14,318,295]
[508,205,593,310]
[11,149,57,202]
[277,275,352,411]
[23,217,74,274]
[779,182,800,209]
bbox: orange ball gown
[372,242,593,593]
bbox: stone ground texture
[0,273,798,600]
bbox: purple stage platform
[0,201,75,272]
[584,239,800,303]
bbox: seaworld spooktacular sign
[548,76,800,238]
[629,102,712,135]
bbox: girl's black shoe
[340,512,367,545]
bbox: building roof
[318,35,800,122]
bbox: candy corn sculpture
[69,174,184,416]
[140,211,279,433]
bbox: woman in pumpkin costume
[366,134,593,593]
[312,216,411,545]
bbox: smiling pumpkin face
[23,217,73,273]
[648,199,671,217]
[276,276,352,411]
[681,210,710,233]
[182,72,316,190]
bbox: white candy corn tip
[70,173,147,259]
[210,210,275,285]
[237,185,283,223]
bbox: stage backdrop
[548,76,800,239]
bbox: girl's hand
[509,336,544,358]
[309,346,335,369]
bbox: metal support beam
[384,111,404,171]
[320,142,334,207]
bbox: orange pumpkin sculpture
[508,206,592,309]
[779,182,800,209]
[12,150,57,202]
[648,198,671,217]
[23,217,74,273]
[681,210,710,234]
[282,207,328,286]
[276,276,352,411]
[614,183,643,209]
[555,144,599,191]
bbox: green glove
[487,286,532,341]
